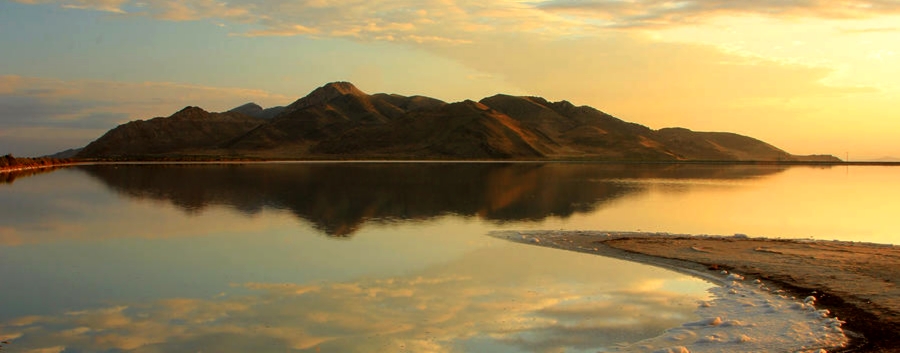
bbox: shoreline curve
[490,230,900,353]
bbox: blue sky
[2,0,899,159]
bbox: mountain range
[76,82,840,162]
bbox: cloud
[0,75,290,156]
[0,227,24,246]
[236,24,320,37]
[14,0,587,42]
[133,0,255,22]
[0,95,116,129]
[16,0,900,42]
[15,0,129,13]
[840,26,900,33]
[536,0,900,28]
[0,127,104,157]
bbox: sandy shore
[491,231,900,353]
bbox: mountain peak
[177,106,206,113]
[173,106,210,118]
[320,81,363,95]
[228,102,263,115]
[285,81,368,112]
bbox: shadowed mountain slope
[76,82,840,162]
[655,127,793,161]
[228,103,285,120]
[77,106,265,158]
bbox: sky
[1,0,898,160]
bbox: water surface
[1,162,896,352]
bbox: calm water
[1,163,897,352]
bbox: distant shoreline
[493,230,900,353]
[25,155,900,165]
[0,155,79,176]
[4,158,900,174]
[0,162,81,173]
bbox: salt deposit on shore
[492,231,855,353]
[615,270,846,353]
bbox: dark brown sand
[493,231,900,353]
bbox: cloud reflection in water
[1,243,711,352]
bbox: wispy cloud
[16,0,130,13]
[0,94,121,129]
[0,75,289,129]
[840,26,899,33]
[537,0,900,28]
[0,75,290,155]
[16,0,900,41]
[235,24,320,37]
[13,0,589,42]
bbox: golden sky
[1,0,898,159]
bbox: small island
[69,82,840,163]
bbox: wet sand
[492,231,900,353]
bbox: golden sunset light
[1,0,898,159]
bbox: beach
[492,231,900,352]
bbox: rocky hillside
[228,103,285,119]
[78,106,266,158]
[76,82,841,162]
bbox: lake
[0,162,896,352]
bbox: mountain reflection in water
[78,163,787,236]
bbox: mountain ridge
[75,82,841,162]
